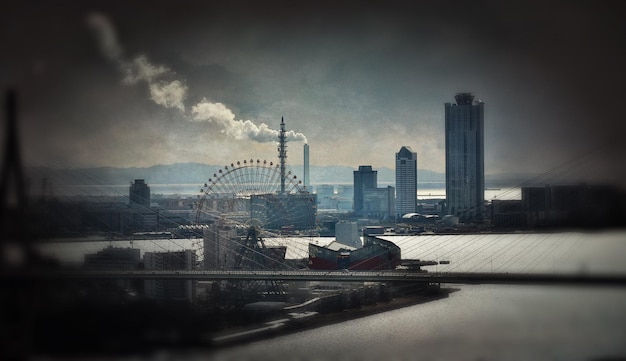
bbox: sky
[2,0,626,184]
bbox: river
[37,230,626,360]
[201,285,626,361]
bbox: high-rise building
[128,179,157,231]
[353,165,377,216]
[445,93,485,220]
[395,146,418,217]
[129,179,150,207]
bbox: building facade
[445,93,485,221]
[144,250,196,302]
[353,166,377,216]
[203,223,238,270]
[315,184,335,209]
[363,186,395,220]
[395,146,418,217]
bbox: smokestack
[303,143,309,189]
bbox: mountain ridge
[26,163,529,188]
[27,162,443,186]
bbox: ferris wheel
[195,159,317,233]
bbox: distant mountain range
[26,162,527,188]
[27,163,442,186]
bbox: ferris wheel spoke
[261,162,275,193]
[195,161,316,245]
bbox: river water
[200,285,626,361]
[38,230,626,360]
[194,231,626,361]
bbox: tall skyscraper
[353,165,377,216]
[445,93,485,220]
[395,146,418,217]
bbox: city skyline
[3,1,626,186]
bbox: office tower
[303,143,310,189]
[353,165,377,216]
[395,146,418,217]
[445,93,485,220]
[129,179,150,207]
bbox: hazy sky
[2,1,626,183]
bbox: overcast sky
[2,0,626,184]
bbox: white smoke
[86,13,122,61]
[122,56,168,84]
[87,12,306,143]
[191,98,307,143]
[149,80,187,111]
[87,13,187,112]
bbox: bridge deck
[4,269,626,286]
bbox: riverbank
[209,286,458,348]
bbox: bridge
[7,269,626,287]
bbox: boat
[308,236,401,270]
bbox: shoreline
[208,287,459,348]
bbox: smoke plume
[86,12,307,143]
[87,14,187,112]
[191,99,307,143]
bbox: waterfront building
[353,166,378,216]
[521,184,626,228]
[84,246,141,291]
[445,93,485,221]
[395,146,418,218]
[84,246,141,270]
[144,250,196,302]
[203,223,239,270]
